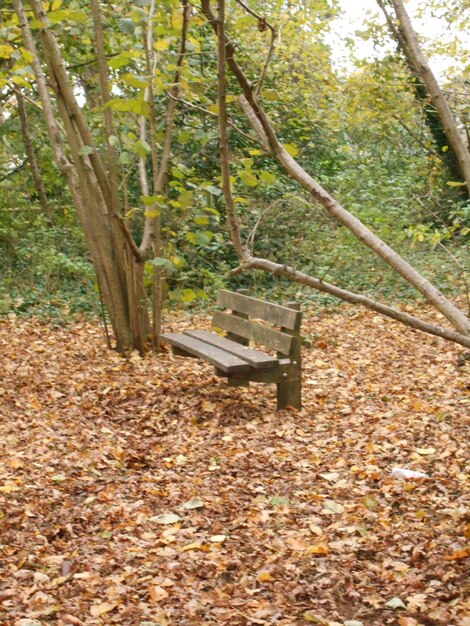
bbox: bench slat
[185,330,279,369]
[212,311,293,355]
[217,289,301,330]
[161,332,251,374]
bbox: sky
[327,0,468,81]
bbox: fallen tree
[203,0,470,349]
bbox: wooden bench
[162,289,302,410]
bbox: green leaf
[107,135,119,147]
[178,189,193,209]
[148,257,173,270]
[206,185,222,196]
[446,181,466,187]
[193,216,210,226]
[106,98,149,116]
[133,139,151,157]
[122,73,149,89]
[262,89,278,101]
[118,18,135,35]
[180,288,197,303]
[141,194,165,206]
[238,170,258,187]
[48,9,87,23]
[108,52,134,69]
[259,171,276,184]
[79,145,94,156]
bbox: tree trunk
[377,0,470,197]
[13,0,150,354]
[14,87,54,225]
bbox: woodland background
[0,0,469,336]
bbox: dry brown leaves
[0,306,469,626]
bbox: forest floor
[0,306,469,626]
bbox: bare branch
[217,0,245,258]
[234,0,276,95]
[168,92,257,143]
[243,255,470,349]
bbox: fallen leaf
[149,584,169,603]
[323,499,344,514]
[302,612,329,624]
[150,513,181,525]
[183,496,205,510]
[90,601,118,617]
[180,542,208,552]
[444,548,469,560]
[385,597,407,610]
[209,534,227,543]
[363,494,378,510]
[257,571,274,582]
[305,543,329,556]
[415,447,436,455]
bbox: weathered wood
[226,288,250,347]
[220,360,299,383]
[225,288,250,385]
[161,332,251,373]
[185,331,279,369]
[213,311,293,355]
[161,291,303,410]
[277,301,302,409]
[217,289,301,330]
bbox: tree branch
[201,0,470,336]
[216,0,245,258]
[243,255,470,349]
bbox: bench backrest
[213,289,302,358]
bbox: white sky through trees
[328,0,469,81]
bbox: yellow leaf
[154,39,169,51]
[180,542,208,552]
[90,601,118,617]
[0,44,14,59]
[257,571,274,582]
[305,543,329,556]
[51,0,63,9]
[283,143,299,157]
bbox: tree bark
[14,87,54,225]
[14,0,150,354]
[377,0,470,196]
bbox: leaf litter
[0,305,468,625]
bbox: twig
[217,0,244,258]
[245,197,285,253]
[167,92,257,143]
[234,0,276,96]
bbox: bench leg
[277,379,301,410]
